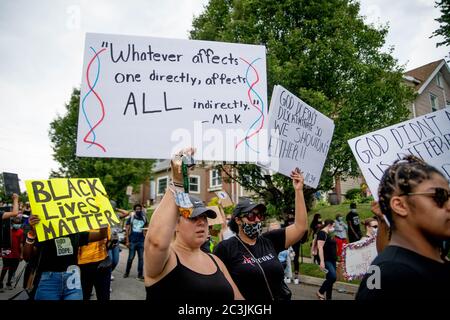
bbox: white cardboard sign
[77,33,268,162]
[348,108,450,200]
[260,85,334,188]
[342,236,378,280]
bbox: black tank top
[146,252,234,301]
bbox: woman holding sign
[144,148,243,301]
[213,168,308,301]
[23,215,108,300]
[356,155,450,300]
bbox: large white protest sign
[260,85,334,188]
[348,107,450,200]
[76,33,268,162]
[342,236,378,280]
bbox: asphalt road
[0,246,354,300]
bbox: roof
[404,59,445,92]
[152,159,171,173]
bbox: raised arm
[1,193,19,220]
[285,168,308,248]
[116,208,130,218]
[144,148,195,278]
[23,214,39,261]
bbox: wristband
[26,238,35,245]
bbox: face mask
[328,227,335,233]
[337,217,343,222]
[351,209,357,213]
[12,224,21,230]
[242,222,262,239]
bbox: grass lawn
[295,202,373,284]
[300,202,375,257]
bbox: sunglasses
[242,211,265,222]
[401,187,450,208]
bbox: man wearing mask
[124,204,148,280]
[346,203,362,243]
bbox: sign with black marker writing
[25,178,120,241]
[77,32,268,163]
[348,107,450,200]
[261,85,334,188]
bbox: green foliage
[207,197,220,206]
[345,188,362,200]
[49,88,155,208]
[432,0,450,48]
[192,0,415,218]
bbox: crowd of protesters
[1,151,448,301]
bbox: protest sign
[342,236,378,280]
[25,178,120,241]
[348,107,450,200]
[261,85,335,188]
[215,190,234,208]
[2,172,20,196]
[77,32,268,163]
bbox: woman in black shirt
[214,168,308,301]
[316,219,337,300]
[356,155,450,300]
[144,148,242,301]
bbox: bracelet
[25,238,35,245]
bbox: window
[189,175,200,194]
[209,169,222,189]
[430,94,438,112]
[437,72,443,87]
[447,100,450,108]
[157,176,168,195]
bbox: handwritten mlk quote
[76,33,268,162]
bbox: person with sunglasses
[356,155,450,300]
[213,168,308,301]
[362,218,378,240]
[144,148,243,301]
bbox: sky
[0,0,448,193]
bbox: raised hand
[171,147,196,185]
[290,167,304,191]
[28,214,40,231]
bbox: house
[147,160,249,208]
[403,59,450,117]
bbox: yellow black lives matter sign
[25,178,120,241]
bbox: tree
[432,0,450,47]
[190,0,415,214]
[49,88,154,207]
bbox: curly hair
[378,155,444,230]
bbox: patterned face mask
[242,222,262,239]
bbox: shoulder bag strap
[234,235,274,301]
